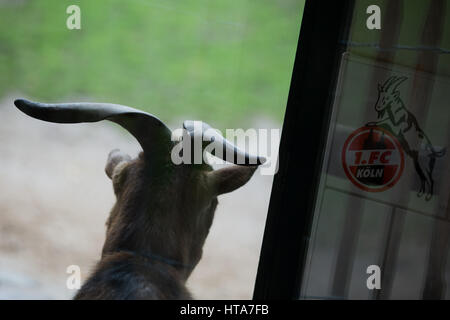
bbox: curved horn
[383,76,407,93]
[14,99,172,156]
[183,120,266,166]
[390,76,407,92]
[382,76,398,91]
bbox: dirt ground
[0,95,276,299]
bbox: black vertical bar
[253,0,354,300]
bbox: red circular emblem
[341,126,405,192]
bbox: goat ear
[105,149,131,180]
[208,165,257,195]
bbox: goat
[367,76,445,200]
[13,98,265,300]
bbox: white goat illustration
[367,76,445,200]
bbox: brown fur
[74,151,256,300]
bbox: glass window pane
[300,0,450,300]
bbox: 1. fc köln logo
[342,126,405,192]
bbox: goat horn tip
[14,98,34,113]
[14,98,27,107]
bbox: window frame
[253,0,355,300]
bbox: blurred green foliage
[0,0,304,127]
